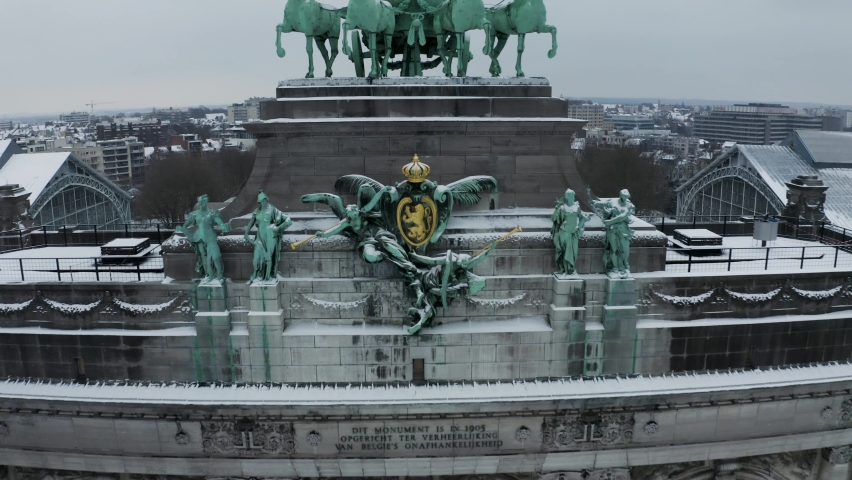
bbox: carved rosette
[824,446,852,465]
[541,412,635,451]
[643,421,659,436]
[306,431,322,447]
[201,420,295,456]
[515,426,532,442]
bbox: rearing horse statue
[486,0,557,77]
[343,0,396,78]
[432,0,492,77]
[276,0,344,78]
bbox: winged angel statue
[299,156,503,333]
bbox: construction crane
[85,100,116,119]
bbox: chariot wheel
[350,30,366,78]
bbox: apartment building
[59,112,92,124]
[97,137,145,186]
[149,108,189,124]
[568,103,606,129]
[694,103,824,145]
[96,121,168,146]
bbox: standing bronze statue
[178,194,232,283]
[589,189,635,279]
[244,190,293,283]
[551,188,590,276]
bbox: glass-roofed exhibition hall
[677,130,852,227]
[0,140,130,228]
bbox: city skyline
[1,0,851,116]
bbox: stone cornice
[1,363,851,417]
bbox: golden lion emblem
[396,196,438,247]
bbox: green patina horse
[276,0,344,78]
[486,0,557,77]
[433,0,492,77]
[342,0,396,78]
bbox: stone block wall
[2,268,852,383]
[221,118,589,220]
[0,283,203,382]
[629,271,852,374]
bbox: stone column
[549,275,586,377]
[246,281,286,383]
[192,281,234,383]
[818,446,852,480]
[601,278,638,375]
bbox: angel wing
[444,176,499,206]
[429,176,498,245]
[300,193,347,220]
[334,175,386,206]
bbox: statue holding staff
[178,194,232,282]
[244,190,293,282]
[551,188,590,276]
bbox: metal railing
[0,257,165,282]
[639,215,852,248]
[667,245,851,273]
[0,224,178,252]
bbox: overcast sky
[2,0,851,117]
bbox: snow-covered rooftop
[0,152,69,199]
[0,363,848,406]
[794,130,852,166]
[738,145,852,231]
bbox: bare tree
[135,150,255,224]
[578,146,673,214]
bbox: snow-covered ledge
[0,363,849,406]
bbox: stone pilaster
[193,281,233,383]
[246,281,286,383]
[818,446,852,480]
[549,275,586,377]
[601,278,638,375]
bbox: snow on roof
[738,145,809,202]
[0,152,69,199]
[794,130,852,166]
[0,140,13,155]
[737,145,852,231]
[0,363,849,406]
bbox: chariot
[275,0,557,79]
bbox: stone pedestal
[601,278,639,375]
[221,78,589,218]
[193,281,234,383]
[245,281,286,383]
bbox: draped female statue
[551,188,590,276]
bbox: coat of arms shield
[396,195,439,248]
